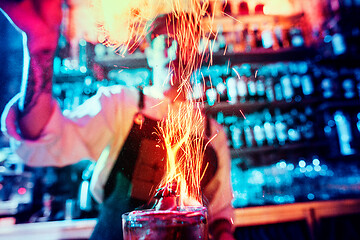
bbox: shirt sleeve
[204,118,234,225]
[1,86,139,167]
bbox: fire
[91,0,220,207]
[91,0,216,56]
[157,101,206,207]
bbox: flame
[91,0,220,207]
[91,0,216,55]
[157,101,206,206]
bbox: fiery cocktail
[122,207,208,240]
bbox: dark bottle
[265,75,276,102]
[286,110,301,143]
[340,69,356,99]
[216,77,228,102]
[274,72,284,102]
[273,24,284,48]
[289,62,303,102]
[243,117,256,148]
[298,107,315,141]
[321,69,339,99]
[253,25,263,48]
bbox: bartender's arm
[0,0,62,139]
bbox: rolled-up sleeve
[1,86,139,167]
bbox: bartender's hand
[210,219,235,240]
[0,0,62,53]
[217,231,236,240]
[0,0,63,139]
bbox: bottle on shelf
[236,71,249,103]
[263,109,277,146]
[340,69,356,99]
[321,70,339,99]
[255,72,266,102]
[230,121,245,149]
[264,73,276,102]
[334,110,356,156]
[253,113,267,147]
[274,108,288,145]
[261,24,274,49]
[299,62,315,98]
[280,72,294,102]
[226,75,238,104]
[243,116,256,148]
[273,69,284,102]
[289,63,303,102]
[246,71,257,101]
[286,110,302,143]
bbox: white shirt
[1,85,234,224]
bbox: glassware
[122,207,208,240]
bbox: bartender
[0,0,235,239]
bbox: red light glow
[18,187,27,195]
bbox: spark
[222,11,242,24]
[91,0,221,208]
[239,109,246,119]
[232,66,240,79]
[157,102,206,206]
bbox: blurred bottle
[273,24,284,49]
[263,109,277,146]
[299,62,315,98]
[274,108,288,145]
[302,107,316,140]
[244,117,256,148]
[247,74,257,101]
[265,74,276,102]
[334,110,356,155]
[230,122,245,149]
[253,113,266,147]
[216,77,228,102]
[274,72,284,102]
[255,73,266,101]
[340,69,356,99]
[253,25,263,48]
[323,112,340,156]
[286,110,302,143]
[227,76,238,104]
[289,25,305,47]
[331,24,347,56]
[321,69,339,99]
[289,63,303,101]
[237,73,248,102]
[261,25,274,49]
[280,73,294,102]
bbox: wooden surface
[0,199,359,239]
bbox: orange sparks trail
[92,0,221,207]
[157,102,206,206]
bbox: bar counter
[0,198,359,239]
